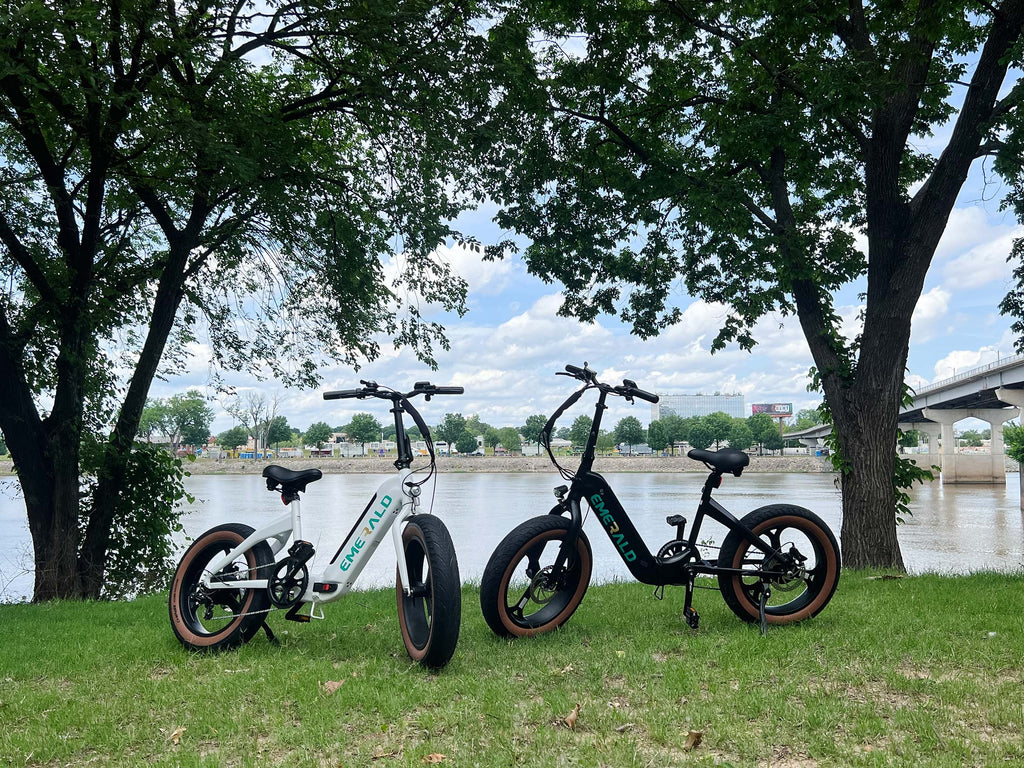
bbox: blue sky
[152,161,1024,438]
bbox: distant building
[652,393,745,421]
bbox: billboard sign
[752,403,793,416]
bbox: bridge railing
[912,353,1024,396]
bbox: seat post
[290,497,303,543]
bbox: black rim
[503,534,583,629]
[179,540,252,637]
[736,522,829,615]
[401,536,432,650]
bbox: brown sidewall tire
[169,524,272,651]
[396,515,461,669]
[480,515,592,638]
[719,505,840,625]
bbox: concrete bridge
[789,353,1024,484]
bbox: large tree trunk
[79,245,191,597]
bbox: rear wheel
[718,505,840,625]
[396,515,461,669]
[480,515,592,638]
[169,523,274,651]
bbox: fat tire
[169,523,274,651]
[480,515,592,638]
[718,504,840,625]
[396,515,462,669]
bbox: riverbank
[114,453,837,475]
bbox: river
[2,472,1022,602]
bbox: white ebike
[169,380,464,668]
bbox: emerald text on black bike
[590,492,637,561]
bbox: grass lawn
[1,572,1022,767]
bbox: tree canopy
[0,0,489,599]
[476,0,1024,569]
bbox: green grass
[1,573,1023,767]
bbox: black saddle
[262,465,323,494]
[687,448,750,476]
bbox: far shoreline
[83,453,839,475]
[0,453,838,476]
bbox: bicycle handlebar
[323,382,463,401]
[322,389,364,400]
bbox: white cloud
[941,226,1021,290]
[910,287,952,343]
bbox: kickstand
[261,621,280,645]
[758,585,770,636]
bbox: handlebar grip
[564,364,584,375]
[323,389,364,400]
[632,388,659,404]
[434,386,464,395]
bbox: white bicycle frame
[200,467,421,610]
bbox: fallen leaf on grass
[866,574,905,580]
[421,754,446,764]
[683,730,703,751]
[321,680,345,695]
[615,723,635,733]
[563,703,582,730]
[169,726,186,745]
[559,664,574,675]
[372,747,400,760]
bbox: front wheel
[718,504,841,625]
[396,515,461,669]
[480,515,592,638]
[169,523,273,651]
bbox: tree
[304,422,334,452]
[497,427,522,453]
[226,393,280,460]
[484,427,503,450]
[520,414,549,444]
[687,422,715,452]
[1004,424,1024,464]
[660,413,688,455]
[647,420,668,453]
[728,419,754,452]
[556,426,572,441]
[346,413,383,452]
[465,414,491,439]
[614,416,645,454]
[1,1,487,599]
[568,415,594,449]
[478,2,1024,568]
[787,408,824,433]
[165,390,215,449]
[596,430,617,452]
[748,413,781,455]
[217,426,250,453]
[455,431,479,455]
[435,413,468,448]
[958,430,983,448]
[898,429,920,452]
[266,416,293,450]
[704,413,734,450]
[137,400,170,444]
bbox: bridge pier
[921,407,1019,484]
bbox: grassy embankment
[1,572,1022,767]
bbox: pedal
[288,539,315,564]
[684,606,700,630]
[665,515,687,538]
[285,602,311,623]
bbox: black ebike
[479,363,841,637]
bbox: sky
[149,160,1024,439]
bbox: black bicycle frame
[547,385,780,586]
